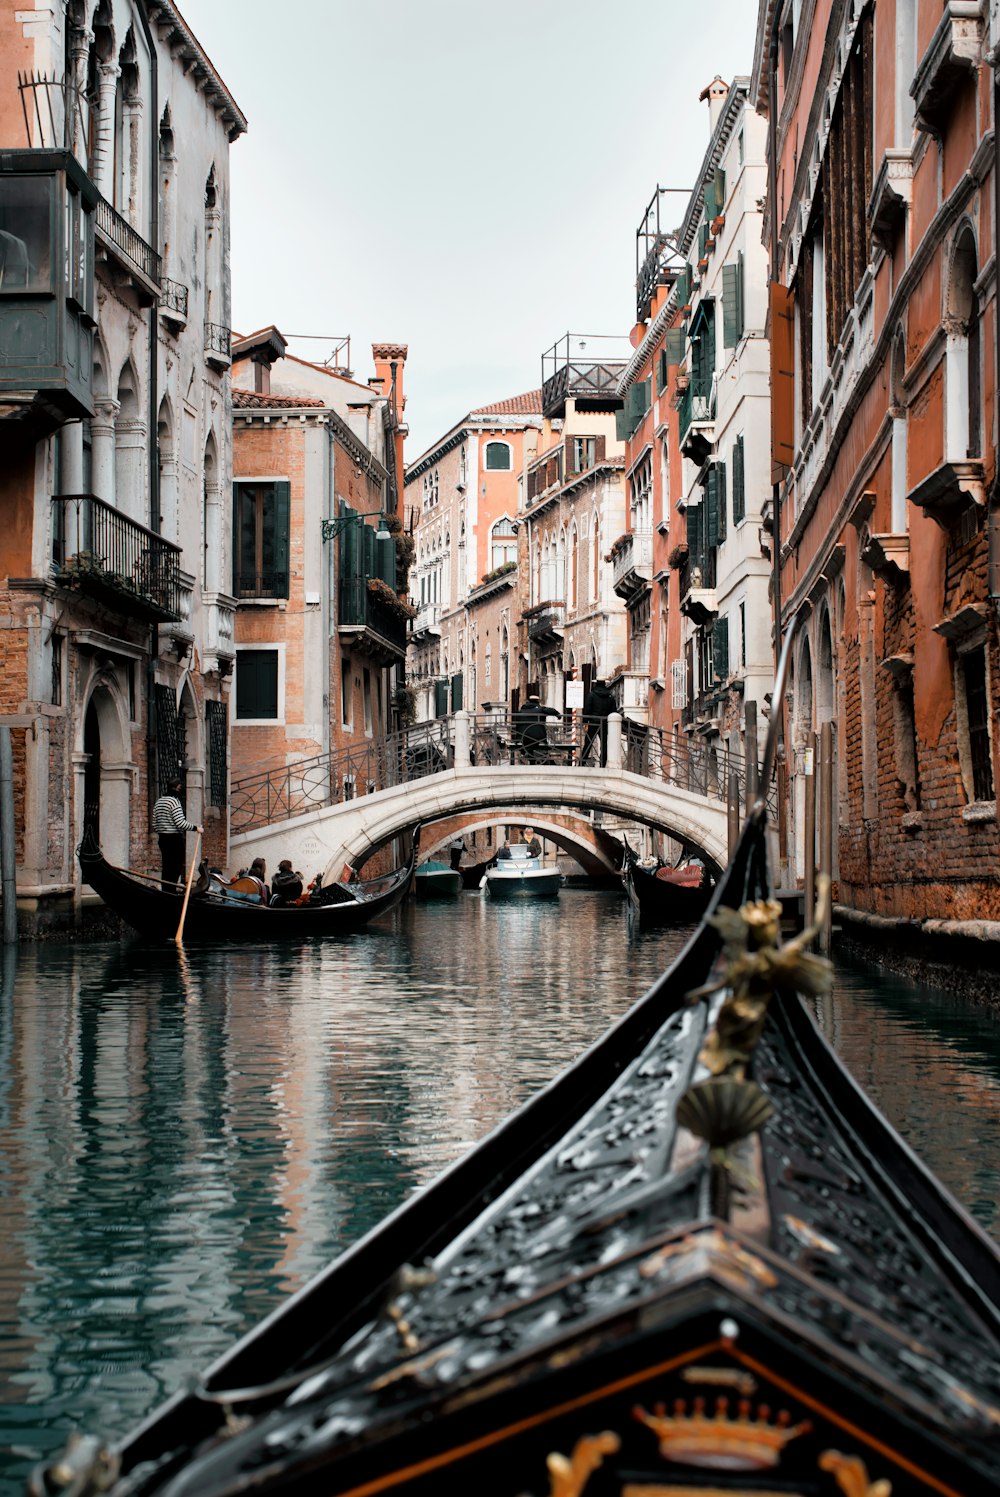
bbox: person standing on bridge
[512,690,561,763]
[580,679,616,767]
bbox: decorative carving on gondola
[633,1395,811,1469]
[543,1430,620,1497]
[819,1449,893,1497]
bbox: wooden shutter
[450,672,463,711]
[674,268,691,309]
[656,349,668,395]
[706,468,719,549]
[687,502,702,568]
[722,262,740,347]
[273,481,290,598]
[665,327,685,365]
[717,461,727,543]
[733,434,745,524]
[698,221,709,260]
[377,532,396,588]
[616,407,630,441]
[236,650,278,720]
[736,250,745,340]
[713,617,729,681]
[770,281,796,478]
[434,678,449,717]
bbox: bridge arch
[231,765,730,884]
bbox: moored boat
[43,629,1000,1497]
[458,853,498,890]
[483,841,562,899]
[413,859,463,898]
[77,835,415,941]
[624,844,713,923]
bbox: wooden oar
[175,830,202,945]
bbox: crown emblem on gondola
[633,1397,811,1470]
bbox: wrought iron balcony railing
[612,530,653,596]
[159,277,189,322]
[410,602,442,637]
[677,371,714,444]
[204,321,232,365]
[94,197,161,297]
[52,494,182,621]
[338,577,407,658]
[540,332,631,416]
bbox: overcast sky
[179,0,760,459]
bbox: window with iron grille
[206,699,228,808]
[155,684,183,796]
[962,648,994,802]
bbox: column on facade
[114,416,147,523]
[203,477,224,593]
[92,64,120,202]
[90,397,119,507]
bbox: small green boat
[413,859,462,898]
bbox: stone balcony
[611,530,653,599]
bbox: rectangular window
[713,616,729,682]
[206,699,228,807]
[740,600,747,668]
[571,437,596,473]
[824,6,873,355]
[733,434,746,524]
[50,633,63,706]
[341,659,352,728]
[232,480,290,598]
[236,649,279,720]
[963,648,994,802]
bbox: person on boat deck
[270,860,304,905]
[580,679,616,767]
[151,778,201,886]
[521,826,542,858]
[497,840,512,860]
[511,690,561,762]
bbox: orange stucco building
[753,0,1000,965]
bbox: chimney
[371,342,408,421]
[699,76,729,136]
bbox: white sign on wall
[566,680,584,709]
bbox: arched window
[946,225,981,461]
[569,523,579,609]
[491,515,517,569]
[484,440,512,471]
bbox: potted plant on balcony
[367,576,417,621]
[667,543,689,570]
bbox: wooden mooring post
[818,720,834,955]
[1,727,17,946]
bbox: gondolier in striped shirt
[151,778,201,886]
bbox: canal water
[2,890,1000,1492]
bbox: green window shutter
[643,376,652,411]
[339,504,360,579]
[736,249,745,340]
[674,268,691,308]
[236,649,278,720]
[733,434,745,523]
[655,349,667,395]
[615,406,630,441]
[704,179,716,220]
[717,461,727,543]
[665,327,685,365]
[627,381,646,432]
[687,502,702,568]
[377,532,396,587]
[706,468,719,549]
[231,484,239,594]
[434,679,449,717]
[698,221,709,259]
[713,617,729,681]
[722,262,740,347]
[450,672,463,711]
[273,481,290,598]
[713,168,726,216]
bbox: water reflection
[0,899,998,1491]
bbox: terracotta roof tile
[468,388,544,418]
[232,389,325,409]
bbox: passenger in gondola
[270,860,304,905]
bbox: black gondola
[76,836,415,942]
[458,853,498,889]
[622,844,714,922]
[43,634,1000,1497]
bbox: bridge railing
[230,710,771,833]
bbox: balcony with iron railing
[52,494,182,621]
[677,370,714,453]
[611,530,653,598]
[635,185,687,322]
[338,577,408,661]
[525,600,565,644]
[204,321,232,369]
[540,332,631,417]
[410,601,442,638]
[679,549,718,625]
[159,277,189,327]
[94,196,161,304]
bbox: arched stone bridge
[231,714,735,883]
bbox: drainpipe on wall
[135,5,160,820]
[767,2,788,877]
